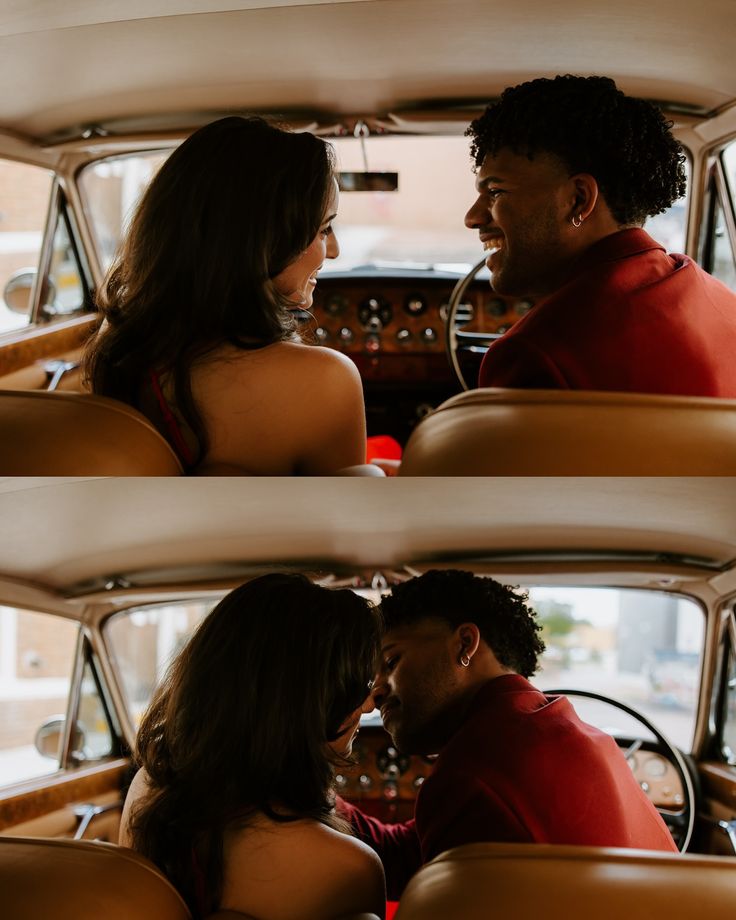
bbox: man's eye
[385,656,399,671]
[487,188,504,199]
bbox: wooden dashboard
[298,272,534,386]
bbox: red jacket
[342,675,676,898]
[478,229,736,395]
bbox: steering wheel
[545,688,695,852]
[444,255,502,391]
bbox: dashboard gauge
[404,293,427,316]
[644,756,668,777]
[486,297,506,317]
[324,293,348,315]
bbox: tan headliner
[2,0,736,143]
[0,478,735,595]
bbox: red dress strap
[148,370,197,469]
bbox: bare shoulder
[277,341,362,378]
[199,340,361,394]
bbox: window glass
[79,152,167,273]
[723,140,736,204]
[0,607,78,787]
[709,196,736,290]
[0,160,54,333]
[42,212,85,318]
[530,587,704,750]
[722,631,736,764]
[104,601,212,727]
[72,660,114,764]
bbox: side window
[721,614,736,764]
[72,659,114,764]
[0,607,114,789]
[700,139,736,290]
[0,607,78,786]
[0,160,54,333]
[43,208,86,320]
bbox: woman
[85,116,367,475]
[119,574,385,919]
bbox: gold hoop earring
[571,214,583,228]
[460,654,470,668]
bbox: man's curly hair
[380,570,545,678]
[466,75,687,226]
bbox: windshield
[530,586,704,750]
[78,134,690,277]
[104,584,703,751]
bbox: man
[339,570,676,899]
[464,75,736,394]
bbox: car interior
[1,1,736,918]
[1,477,736,917]
[0,1,735,474]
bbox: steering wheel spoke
[444,255,489,390]
[454,329,503,347]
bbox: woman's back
[143,341,366,475]
[189,341,366,475]
[120,769,386,919]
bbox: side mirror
[3,268,56,315]
[34,716,86,760]
[3,268,35,315]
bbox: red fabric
[478,229,736,395]
[366,435,403,463]
[386,902,399,920]
[148,370,197,468]
[344,675,676,899]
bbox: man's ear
[456,622,481,665]
[568,172,599,223]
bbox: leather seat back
[399,388,736,475]
[0,389,182,475]
[0,836,191,920]
[393,842,736,919]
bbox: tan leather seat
[0,389,183,475]
[0,836,190,920]
[399,387,736,475]
[394,842,736,919]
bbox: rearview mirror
[338,172,398,192]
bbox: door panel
[698,762,736,855]
[0,314,95,386]
[0,758,129,842]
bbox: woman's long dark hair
[129,574,378,916]
[84,116,336,463]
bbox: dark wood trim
[0,757,129,831]
[0,314,97,377]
